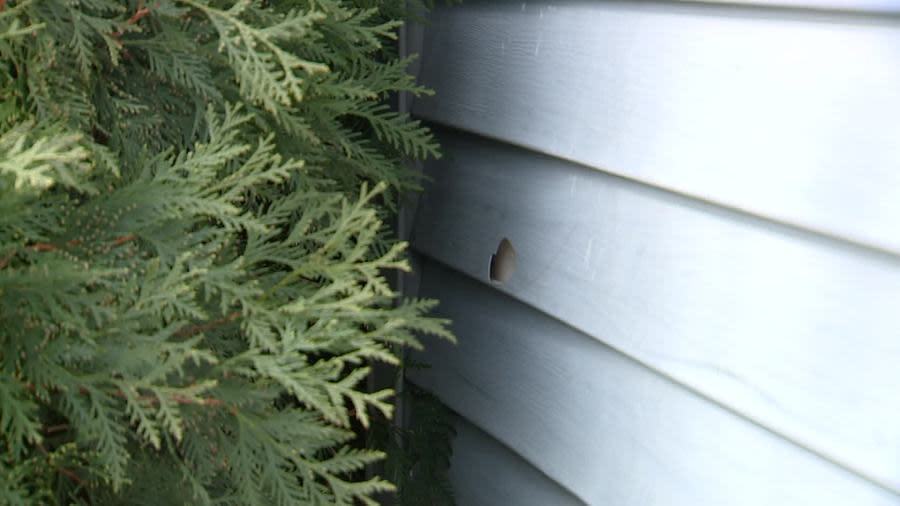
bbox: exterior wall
[449,416,585,506]
[404,2,900,504]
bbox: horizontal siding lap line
[408,247,896,500]
[412,0,900,255]
[448,414,588,506]
[418,118,900,265]
[408,258,900,506]
[411,115,900,261]
[687,0,900,14]
[410,128,900,495]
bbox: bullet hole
[489,238,516,283]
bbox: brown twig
[0,234,137,271]
[127,6,152,25]
[0,250,14,270]
[43,423,70,435]
[26,234,136,254]
[175,311,242,338]
[78,385,228,408]
[111,234,137,247]
[29,241,69,252]
[171,394,226,407]
[26,382,230,412]
[112,1,151,39]
[36,442,84,486]
[56,465,84,485]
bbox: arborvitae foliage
[371,383,457,506]
[0,1,454,504]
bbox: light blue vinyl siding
[402,1,900,504]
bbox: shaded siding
[411,259,898,505]
[450,417,586,506]
[403,1,900,504]
[413,127,900,493]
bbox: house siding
[449,416,586,506]
[403,2,900,504]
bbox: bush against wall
[0,0,453,504]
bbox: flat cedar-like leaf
[0,0,454,504]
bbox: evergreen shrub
[0,0,453,504]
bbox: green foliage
[0,0,454,504]
[371,383,457,506]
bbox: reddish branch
[19,311,241,411]
[43,424,70,435]
[28,234,137,253]
[0,250,13,269]
[0,234,138,269]
[25,382,230,412]
[175,311,242,338]
[112,1,152,39]
[36,442,84,486]
[0,233,137,271]
[127,6,152,25]
[111,234,138,247]
[56,466,84,485]
[171,394,227,407]
[79,386,229,409]
[29,239,79,252]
